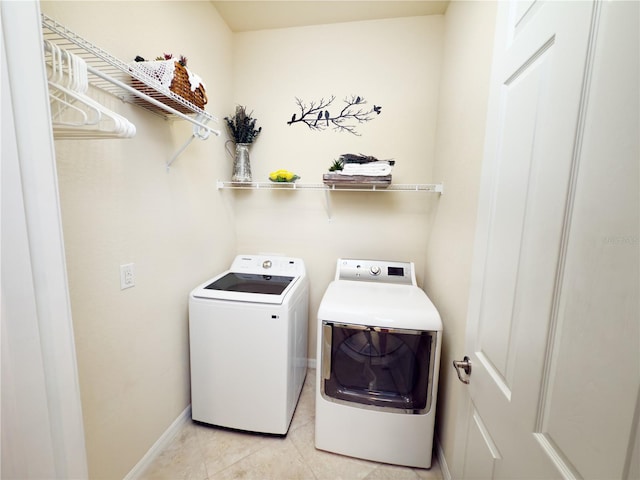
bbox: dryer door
[320,322,437,414]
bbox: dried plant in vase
[224,105,262,182]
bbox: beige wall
[425,0,497,475]
[230,16,445,359]
[39,2,235,478]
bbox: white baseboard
[124,405,192,480]
[435,435,452,480]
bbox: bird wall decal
[286,95,382,136]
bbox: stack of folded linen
[323,154,394,187]
[338,161,393,176]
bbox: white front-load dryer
[189,254,308,435]
[315,259,442,468]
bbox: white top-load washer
[316,259,442,468]
[189,254,308,435]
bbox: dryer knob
[263,260,272,269]
[370,266,381,276]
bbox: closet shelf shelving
[41,14,219,166]
[216,181,444,193]
[217,181,444,219]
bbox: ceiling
[211,1,449,32]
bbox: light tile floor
[139,370,443,480]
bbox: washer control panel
[230,255,305,276]
[336,258,416,285]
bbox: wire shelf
[217,181,443,219]
[216,181,444,193]
[41,14,218,133]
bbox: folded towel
[338,161,393,176]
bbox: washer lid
[206,272,294,295]
[318,280,442,331]
[191,272,300,304]
[191,254,307,304]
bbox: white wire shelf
[217,181,443,219]
[216,181,444,193]
[41,14,219,135]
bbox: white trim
[307,357,317,369]
[435,435,452,480]
[123,406,192,480]
[1,1,88,477]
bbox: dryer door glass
[321,322,436,414]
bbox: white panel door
[457,1,639,478]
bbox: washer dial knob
[370,265,381,276]
[262,260,272,269]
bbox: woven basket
[131,61,207,114]
[322,173,392,188]
[170,62,207,110]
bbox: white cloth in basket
[129,59,205,92]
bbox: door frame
[446,3,512,475]
[1,1,87,477]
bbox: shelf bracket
[323,188,333,220]
[166,114,213,170]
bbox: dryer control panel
[335,259,416,285]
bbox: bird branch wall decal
[287,95,382,136]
